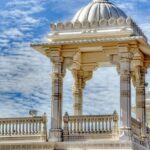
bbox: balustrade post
[16,121,18,135]
[113,111,118,139]
[2,122,3,135]
[102,118,104,132]
[19,121,21,135]
[63,112,69,141]
[42,113,47,141]
[12,122,15,135]
[0,122,1,135]
[39,120,41,134]
[5,122,7,135]
[9,121,11,135]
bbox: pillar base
[49,129,62,142]
[120,128,131,141]
[141,136,149,148]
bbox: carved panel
[50,23,56,31]
[126,17,133,26]
[120,90,130,97]
[91,20,99,28]
[64,22,73,30]
[82,21,90,28]
[108,18,117,26]
[120,75,130,82]
[117,17,126,26]
[99,19,108,27]
[57,22,64,30]
[73,21,82,29]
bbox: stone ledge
[0,140,148,150]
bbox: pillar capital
[51,56,72,78]
[46,47,62,58]
[132,65,147,88]
[72,70,93,89]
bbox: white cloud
[4,28,24,37]
[0,0,51,118]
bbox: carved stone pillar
[49,56,64,142]
[119,46,131,140]
[135,66,146,137]
[73,87,83,115]
[72,70,93,115]
[73,70,83,115]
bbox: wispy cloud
[0,0,51,118]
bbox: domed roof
[72,0,127,23]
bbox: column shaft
[49,57,64,141]
[135,68,146,137]
[51,61,63,129]
[73,71,83,115]
[73,87,83,115]
[119,50,131,139]
[136,87,145,122]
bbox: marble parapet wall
[50,17,147,42]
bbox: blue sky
[0,0,150,124]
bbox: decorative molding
[79,46,103,52]
[49,129,63,142]
[32,36,146,47]
[132,66,146,87]
[72,70,93,89]
[120,90,130,97]
[136,87,145,95]
[120,75,130,82]
[0,143,54,150]
[50,17,147,41]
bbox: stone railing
[0,114,47,142]
[63,111,118,141]
[131,117,142,137]
[131,117,143,144]
[50,17,147,41]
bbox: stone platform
[0,140,148,150]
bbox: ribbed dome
[72,0,127,23]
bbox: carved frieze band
[120,75,130,82]
[74,103,82,108]
[120,90,130,97]
[32,36,145,47]
[51,17,132,31]
[136,101,145,108]
[119,53,131,63]
[0,144,53,150]
[136,87,145,95]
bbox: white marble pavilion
[1,0,150,149]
